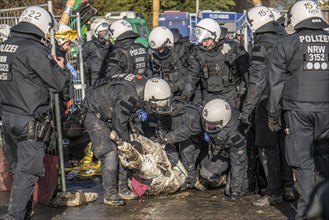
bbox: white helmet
[55,24,72,45]
[93,21,109,38]
[202,99,232,133]
[144,78,172,114]
[12,6,58,38]
[149,26,174,60]
[190,18,221,43]
[0,24,11,42]
[268,7,285,25]
[109,19,137,41]
[247,6,275,33]
[288,0,328,30]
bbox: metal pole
[196,0,199,14]
[76,12,86,100]
[48,0,67,192]
[243,10,249,53]
[152,0,160,28]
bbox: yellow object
[152,0,160,28]
[53,30,79,41]
[65,142,102,177]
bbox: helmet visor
[202,120,223,133]
[190,27,213,44]
[150,96,172,115]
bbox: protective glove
[268,116,282,132]
[136,109,148,122]
[238,112,250,135]
[204,132,210,142]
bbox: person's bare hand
[53,55,65,69]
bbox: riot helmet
[190,18,221,49]
[287,0,329,30]
[268,7,285,26]
[149,26,174,60]
[109,19,139,41]
[144,78,172,115]
[93,21,110,40]
[247,6,280,33]
[202,99,232,133]
[11,6,58,39]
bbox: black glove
[238,112,250,135]
[268,116,282,132]
[171,99,186,116]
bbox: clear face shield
[149,96,172,115]
[202,119,224,133]
[152,38,173,60]
[97,30,110,41]
[190,26,214,44]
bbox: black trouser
[84,113,127,195]
[179,137,202,186]
[2,111,45,220]
[255,99,293,196]
[284,110,329,220]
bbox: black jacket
[82,38,112,87]
[82,73,146,142]
[242,30,287,117]
[106,38,152,78]
[266,29,329,114]
[0,32,69,116]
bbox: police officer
[200,99,248,202]
[240,6,295,206]
[0,6,69,219]
[155,100,204,190]
[82,75,172,206]
[149,27,198,103]
[82,21,112,88]
[183,18,249,108]
[106,19,152,78]
[266,1,329,219]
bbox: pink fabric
[131,177,149,197]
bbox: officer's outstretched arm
[30,47,69,93]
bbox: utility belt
[20,112,52,142]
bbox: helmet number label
[258,10,267,17]
[21,9,41,22]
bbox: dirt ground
[0,177,297,220]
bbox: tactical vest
[87,73,146,120]
[116,43,148,75]
[198,43,240,93]
[156,51,186,86]
[283,31,329,103]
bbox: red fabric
[131,177,149,197]
[33,155,59,205]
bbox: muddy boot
[118,189,139,200]
[283,186,295,201]
[104,194,126,206]
[252,194,284,206]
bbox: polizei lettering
[299,35,329,43]
[0,44,19,53]
[129,48,146,56]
